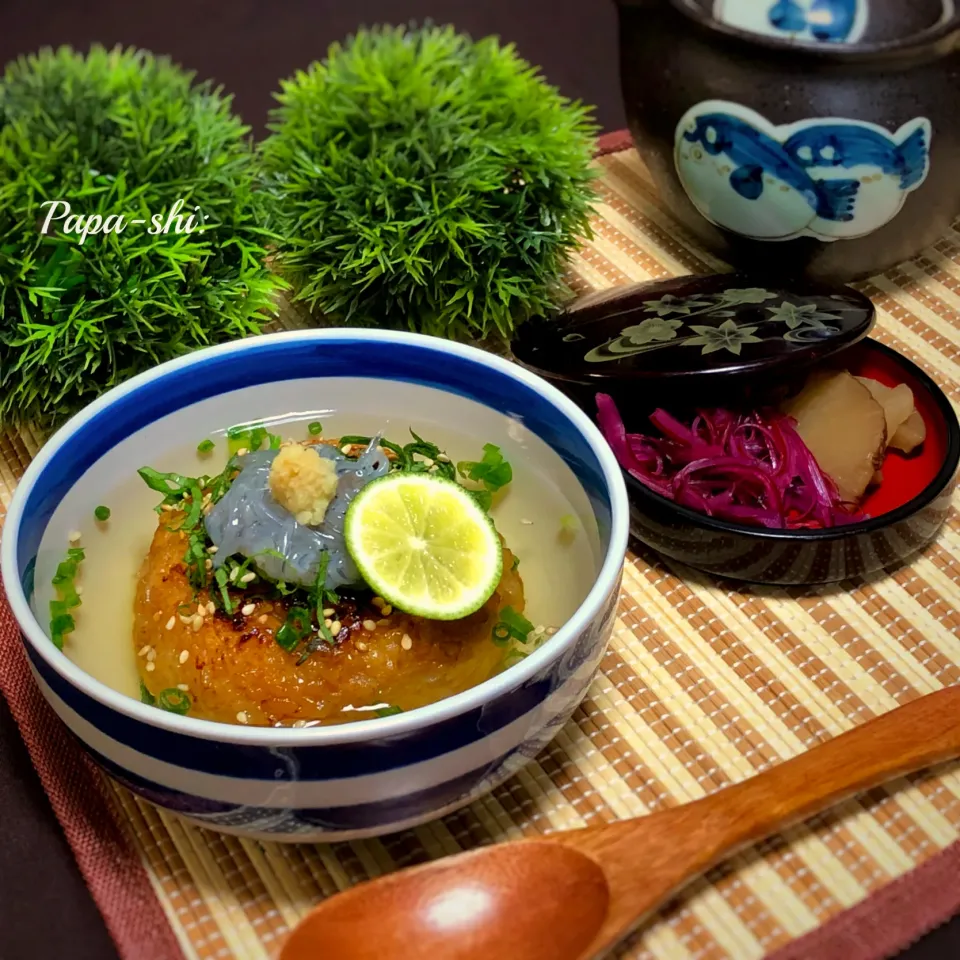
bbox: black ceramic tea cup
[614,0,960,282]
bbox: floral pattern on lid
[510,274,875,389]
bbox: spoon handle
[572,685,960,959]
[709,684,960,839]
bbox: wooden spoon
[280,686,960,960]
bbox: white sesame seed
[401,634,412,650]
[205,558,213,570]
[292,719,307,728]
[371,596,384,608]
[362,619,377,632]
[206,601,216,616]
[236,711,248,724]
[236,447,248,457]
[381,604,393,616]
[341,444,351,454]
[165,616,176,631]
[146,649,157,662]
[177,684,189,692]
[228,567,239,582]
[377,618,390,627]
[160,503,174,513]
[191,615,204,632]
[355,641,368,652]
[421,457,434,467]
[68,530,81,544]
[257,614,268,624]
[324,618,332,628]
[207,545,218,554]
[138,644,151,658]
[145,662,156,672]
[75,586,83,596]
[330,620,341,635]
[520,518,533,525]
[179,649,189,664]
[241,603,256,616]
[437,453,450,462]
[240,572,256,584]
[179,614,193,624]
[322,607,335,617]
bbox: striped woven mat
[3,134,960,960]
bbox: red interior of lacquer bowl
[845,341,950,518]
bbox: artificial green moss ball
[0,46,285,427]
[261,24,598,341]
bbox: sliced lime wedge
[344,473,503,620]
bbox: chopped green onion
[276,606,311,653]
[376,705,403,717]
[491,605,535,647]
[227,422,282,455]
[49,545,84,649]
[94,505,111,521]
[139,681,156,705]
[501,650,528,670]
[559,513,578,543]
[197,438,215,454]
[308,421,322,435]
[157,688,191,715]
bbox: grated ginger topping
[268,444,339,526]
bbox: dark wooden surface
[0,2,957,958]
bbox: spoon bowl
[281,685,960,960]
[281,844,610,960]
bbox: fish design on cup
[712,0,867,43]
[674,100,931,242]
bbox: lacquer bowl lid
[510,274,875,390]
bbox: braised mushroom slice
[782,371,887,503]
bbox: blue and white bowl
[1,330,629,842]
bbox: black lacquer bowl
[622,339,959,585]
[513,275,960,584]
[613,0,960,283]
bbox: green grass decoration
[0,45,286,427]
[260,24,598,341]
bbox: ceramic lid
[510,273,875,389]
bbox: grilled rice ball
[134,520,524,727]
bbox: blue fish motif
[768,0,858,42]
[682,114,860,222]
[768,0,808,33]
[782,122,930,191]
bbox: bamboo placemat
[3,138,960,960]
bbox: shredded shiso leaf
[596,393,864,530]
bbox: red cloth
[0,575,183,960]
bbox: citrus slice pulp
[343,473,503,620]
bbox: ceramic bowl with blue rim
[0,330,629,842]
